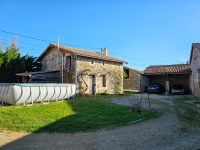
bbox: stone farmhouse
[16,43,127,95]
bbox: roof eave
[15,73,32,77]
[143,72,191,75]
[16,70,60,77]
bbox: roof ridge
[148,64,190,67]
[51,43,96,53]
[144,63,191,75]
[123,66,142,72]
[49,43,128,64]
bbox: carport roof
[16,70,60,77]
[143,64,191,75]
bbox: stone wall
[76,56,123,94]
[41,48,62,72]
[123,68,141,91]
[40,48,124,94]
[40,48,76,83]
[189,74,193,94]
[63,53,76,83]
[190,45,200,97]
[140,75,149,92]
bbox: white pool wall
[0,83,76,105]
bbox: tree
[4,41,20,64]
[0,40,4,67]
[0,38,39,83]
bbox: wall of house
[76,56,123,94]
[123,68,141,91]
[190,46,200,97]
[189,74,193,95]
[40,48,76,83]
[41,48,62,72]
[63,53,76,83]
[40,48,124,94]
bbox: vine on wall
[76,57,124,94]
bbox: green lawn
[174,96,200,130]
[0,95,159,133]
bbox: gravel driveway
[1,93,200,150]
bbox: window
[66,56,71,70]
[124,69,129,78]
[102,75,106,87]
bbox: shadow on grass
[0,95,158,150]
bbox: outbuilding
[142,64,191,94]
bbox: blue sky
[0,0,200,70]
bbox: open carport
[142,64,191,94]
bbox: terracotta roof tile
[143,64,191,75]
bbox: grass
[173,97,200,132]
[0,94,158,133]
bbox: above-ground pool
[0,83,76,106]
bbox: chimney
[101,47,108,56]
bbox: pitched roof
[123,66,142,73]
[190,43,200,63]
[37,43,128,64]
[143,64,191,75]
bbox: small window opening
[102,75,106,87]
[66,56,71,70]
[124,69,129,78]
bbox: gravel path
[1,94,200,150]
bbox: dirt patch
[0,130,30,146]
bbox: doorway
[89,75,95,95]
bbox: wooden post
[148,93,150,108]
